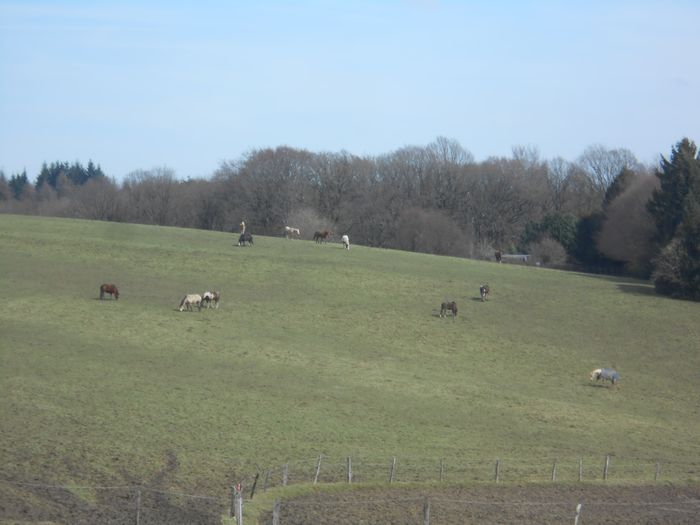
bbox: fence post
[283,463,289,486]
[439,458,444,482]
[389,456,396,483]
[495,459,501,483]
[272,499,281,525]
[250,472,259,499]
[423,497,431,525]
[347,456,352,484]
[233,484,243,525]
[655,461,661,481]
[603,455,610,481]
[551,460,557,482]
[313,455,323,484]
[135,489,141,525]
[578,459,583,482]
[574,503,582,525]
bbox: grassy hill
[1,214,699,503]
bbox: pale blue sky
[1,1,699,181]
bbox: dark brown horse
[99,283,119,300]
[313,229,332,243]
[440,301,457,319]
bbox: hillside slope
[1,215,699,500]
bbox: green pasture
[1,214,699,495]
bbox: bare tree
[577,144,640,195]
[122,167,177,225]
[69,177,124,221]
[598,173,659,276]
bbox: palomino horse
[341,234,350,250]
[480,284,490,301]
[201,291,220,309]
[440,301,458,319]
[589,368,620,386]
[313,229,332,243]
[284,226,300,239]
[99,283,119,300]
[179,294,202,312]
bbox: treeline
[1,137,699,299]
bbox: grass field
[1,214,699,512]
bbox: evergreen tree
[648,138,700,299]
[648,138,700,245]
[9,171,29,199]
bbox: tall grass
[1,214,698,494]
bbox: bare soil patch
[259,484,700,524]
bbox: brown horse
[440,301,457,319]
[99,283,119,300]
[480,284,490,301]
[313,230,332,243]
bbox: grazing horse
[589,368,621,386]
[99,283,119,300]
[201,291,220,309]
[480,284,490,301]
[179,294,202,312]
[341,234,350,250]
[440,301,458,319]
[284,226,301,239]
[238,232,254,246]
[313,229,332,243]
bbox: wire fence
[2,455,699,524]
[250,454,700,490]
[262,496,700,525]
[0,479,227,525]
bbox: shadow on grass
[616,282,657,297]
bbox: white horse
[284,226,300,239]
[179,294,202,312]
[201,291,220,309]
[589,368,620,385]
[341,234,350,250]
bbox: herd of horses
[98,231,620,387]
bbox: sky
[1,1,699,181]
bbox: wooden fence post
[655,461,661,481]
[272,499,281,525]
[283,463,288,486]
[347,456,352,483]
[389,456,396,483]
[551,460,557,482]
[135,489,141,525]
[236,492,243,525]
[603,455,610,481]
[234,484,243,525]
[578,459,583,482]
[250,472,259,499]
[423,497,431,525]
[313,455,323,484]
[495,459,501,483]
[574,503,582,525]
